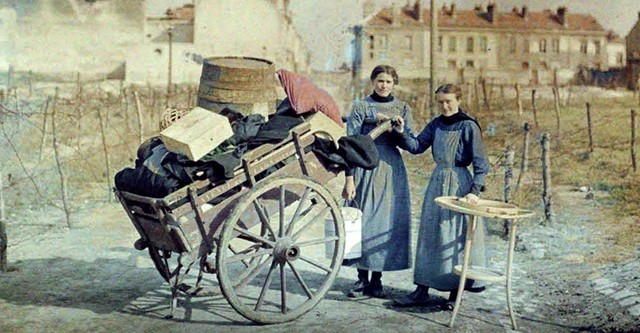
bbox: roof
[165,3,194,21]
[366,6,605,33]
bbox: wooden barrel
[197,56,277,117]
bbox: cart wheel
[217,176,344,324]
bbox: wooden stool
[434,196,535,330]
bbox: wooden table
[434,196,535,330]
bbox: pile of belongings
[114,69,379,198]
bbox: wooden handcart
[115,113,390,324]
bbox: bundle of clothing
[115,70,379,198]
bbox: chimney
[450,3,457,18]
[392,3,401,27]
[557,6,567,27]
[414,1,424,22]
[521,5,528,20]
[487,2,497,24]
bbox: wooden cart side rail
[161,122,312,207]
[169,127,317,218]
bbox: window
[379,35,388,49]
[448,36,457,52]
[479,36,488,52]
[509,37,516,54]
[617,52,624,65]
[369,36,375,50]
[369,52,374,59]
[465,60,474,68]
[524,39,530,53]
[580,40,588,54]
[594,41,601,55]
[466,37,474,53]
[438,36,443,52]
[522,62,530,69]
[448,59,457,68]
[539,39,547,53]
[404,35,413,50]
[552,38,560,53]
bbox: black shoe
[465,286,486,293]
[347,279,369,298]
[393,285,430,307]
[363,280,386,298]
[448,286,486,302]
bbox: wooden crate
[159,107,233,161]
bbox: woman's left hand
[463,193,479,205]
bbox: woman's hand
[391,116,404,133]
[375,113,390,123]
[462,193,479,205]
[375,114,393,132]
[342,176,356,200]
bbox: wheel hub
[273,237,300,263]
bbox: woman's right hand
[342,176,356,200]
[391,116,404,133]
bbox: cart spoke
[227,248,271,264]
[285,187,311,236]
[287,261,314,299]
[228,244,260,268]
[299,255,332,273]
[233,226,276,247]
[291,206,330,240]
[296,236,339,248]
[254,261,278,311]
[235,255,273,292]
[253,199,276,239]
[279,185,285,237]
[280,263,287,313]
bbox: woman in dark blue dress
[392,83,490,306]
[342,65,413,298]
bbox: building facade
[355,2,614,86]
[126,0,310,84]
[626,12,640,89]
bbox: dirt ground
[1,172,639,333]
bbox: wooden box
[159,107,233,161]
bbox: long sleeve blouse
[398,112,490,194]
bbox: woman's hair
[435,83,463,99]
[370,65,399,84]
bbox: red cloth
[276,69,344,127]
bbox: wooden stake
[632,109,637,173]
[38,97,51,160]
[516,123,531,192]
[541,133,554,225]
[481,78,491,112]
[474,80,480,114]
[515,84,523,117]
[531,89,539,128]
[586,102,594,153]
[51,88,72,228]
[97,109,113,202]
[552,87,561,139]
[0,168,7,272]
[134,91,144,145]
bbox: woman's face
[372,72,395,97]
[436,93,460,117]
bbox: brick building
[354,1,614,86]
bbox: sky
[3,0,640,71]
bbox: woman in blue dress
[342,65,414,298]
[392,83,490,306]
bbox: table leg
[449,214,477,327]
[506,221,518,330]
